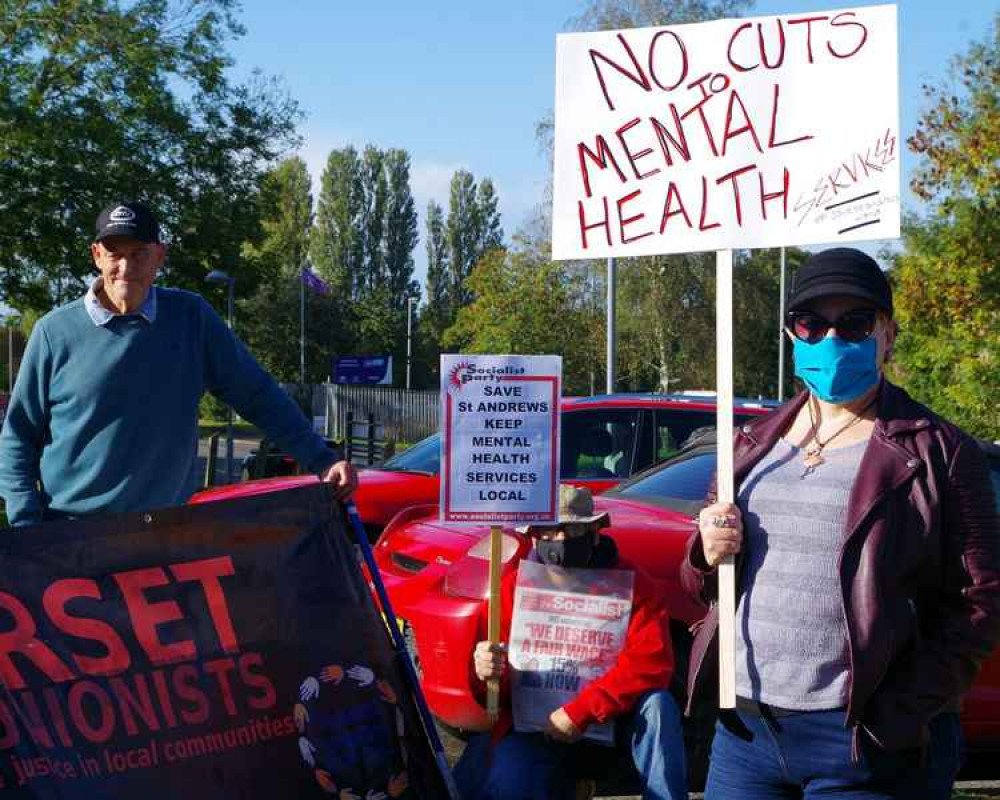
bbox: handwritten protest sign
[509,561,633,745]
[552,4,899,259]
[440,355,561,523]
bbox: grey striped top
[734,437,867,710]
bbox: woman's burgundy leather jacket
[680,380,1000,752]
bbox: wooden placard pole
[487,524,503,722]
[715,249,736,710]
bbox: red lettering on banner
[0,592,74,690]
[152,668,179,727]
[42,687,74,747]
[578,197,612,249]
[109,674,160,736]
[8,692,53,748]
[616,117,660,180]
[650,108,691,166]
[828,13,868,59]
[578,135,627,198]
[240,652,277,710]
[727,22,755,72]
[647,30,688,91]
[589,33,652,111]
[0,697,16,749]
[759,168,791,220]
[67,681,115,744]
[43,579,130,677]
[170,556,239,654]
[114,567,196,665]
[721,89,763,156]
[204,657,239,716]
[617,190,653,243]
[787,15,829,63]
[698,176,722,231]
[768,84,814,149]
[660,183,692,232]
[173,663,210,725]
[716,164,757,226]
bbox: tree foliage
[891,14,1000,438]
[0,0,301,311]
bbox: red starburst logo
[448,361,473,391]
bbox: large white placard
[509,561,634,745]
[552,4,900,259]
[440,355,562,523]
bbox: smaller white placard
[509,561,634,745]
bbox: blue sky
[228,1,998,285]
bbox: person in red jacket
[452,486,687,800]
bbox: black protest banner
[0,484,453,798]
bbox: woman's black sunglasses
[786,309,878,344]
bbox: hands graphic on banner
[294,703,310,732]
[300,676,321,701]
[299,736,318,766]
[347,664,375,687]
[387,771,409,797]
[321,664,345,684]
[376,679,397,704]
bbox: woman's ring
[712,515,730,528]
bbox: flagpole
[300,263,306,386]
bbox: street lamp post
[406,297,415,390]
[206,269,236,483]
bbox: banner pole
[487,524,503,722]
[345,501,461,800]
[716,249,736,710]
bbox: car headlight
[443,531,524,600]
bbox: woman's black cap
[787,247,892,314]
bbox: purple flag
[301,267,330,295]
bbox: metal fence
[1,327,26,396]
[319,384,439,445]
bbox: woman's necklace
[801,395,877,479]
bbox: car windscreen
[381,433,440,474]
[611,449,716,516]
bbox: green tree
[0,0,300,312]
[891,15,1000,438]
[312,146,364,300]
[445,170,481,309]
[445,237,602,394]
[242,157,313,286]
[359,145,387,298]
[384,149,420,310]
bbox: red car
[373,435,1000,753]
[194,393,776,541]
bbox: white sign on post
[552,4,900,260]
[440,355,562,523]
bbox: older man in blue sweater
[0,201,356,527]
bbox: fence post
[204,432,221,489]
[367,413,376,466]
[345,411,354,464]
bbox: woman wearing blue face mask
[680,247,1000,800]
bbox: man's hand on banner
[300,676,321,701]
[473,640,507,681]
[339,790,360,800]
[347,664,375,687]
[376,679,397,704]
[322,460,358,500]
[387,771,409,798]
[365,791,388,800]
[321,664,345,684]
[294,703,310,732]
[299,736,318,766]
[544,707,583,743]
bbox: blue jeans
[453,689,688,800]
[705,708,963,800]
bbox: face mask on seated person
[536,534,594,568]
[793,336,879,404]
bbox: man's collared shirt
[84,278,157,326]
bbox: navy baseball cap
[788,247,892,314]
[94,201,160,244]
